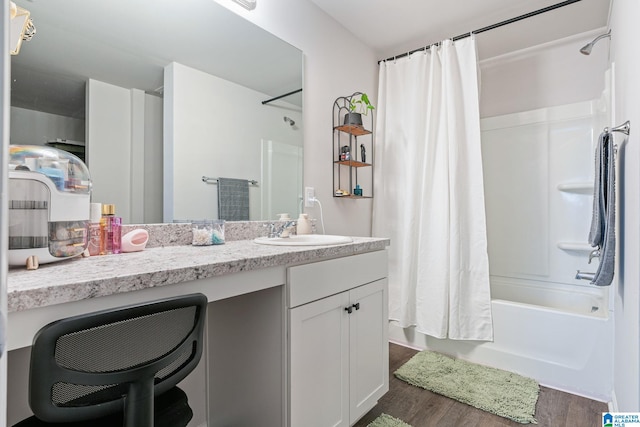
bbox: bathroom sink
[254,234,353,246]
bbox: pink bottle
[99,204,122,255]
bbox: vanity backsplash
[121,220,317,249]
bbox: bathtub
[388,278,613,401]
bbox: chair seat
[13,386,193,427]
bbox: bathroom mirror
[9,0,303,224]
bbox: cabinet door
[290,291,350,427]
[349,279,389,424]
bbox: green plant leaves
[349,93,375,115]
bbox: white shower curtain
[372,37,493,341]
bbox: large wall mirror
[10,0,303,224]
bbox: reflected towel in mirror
[217,177,249,221]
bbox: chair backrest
[28,293,208,425]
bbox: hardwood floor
[354,343,608,427]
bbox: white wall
[610,0,640,412]
[144,94,164,224]
[86,79,132,223]
[87,80,163,225]
[9,107,84,145]
[480,29,609,118]
[163,62,302,222]
[214,0,378,237]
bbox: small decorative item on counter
[353,184,363,196]
[48,220,89,257]
[211,220,225,244]
[121,229,150,253]
[297,213,312,235]
[87,202,102,256]
[192,220,225,246]
[26,255,39,270]
[8,145,91,266]
[278,213,291,220]
[99,204,122,255]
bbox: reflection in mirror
[10,0,303,224]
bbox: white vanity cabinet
[7,236,390,427]
[288,250,389,427]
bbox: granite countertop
[8,237,389,313]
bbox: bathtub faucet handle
[588,249,601,264]
[575,270,596,281]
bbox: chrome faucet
[265,221,297,238]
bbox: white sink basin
[254,234,353,246]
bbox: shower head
[580,30,611,55]
[284,116,295,126]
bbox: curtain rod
[261,88,303,105]
[379,0,583,64]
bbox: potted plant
[344,92,375,127]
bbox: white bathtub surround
[481,99,609,292]
[373,36,493,341]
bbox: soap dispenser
[297,213,312,235]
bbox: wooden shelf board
[334,160,371,168]
[333,194,373,199]
[335,125,372,136]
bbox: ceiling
[308,0,610,60]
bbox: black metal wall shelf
[332,93,374,199]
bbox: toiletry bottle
[297,213,312,235]
[87,202,102,256]
[354,184,363,197]
[99,204,122,255]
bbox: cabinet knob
[352,303,360,311]
[345,306,353,314]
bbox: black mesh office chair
[13,293,208,427]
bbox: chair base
[13,386,193,427]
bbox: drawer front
[287,250,388,308]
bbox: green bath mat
[395,350,539,424]
[367,413,413,427]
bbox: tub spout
[588,249,600,264]
[575,270,595,281]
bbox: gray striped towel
[217,177,249,221]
